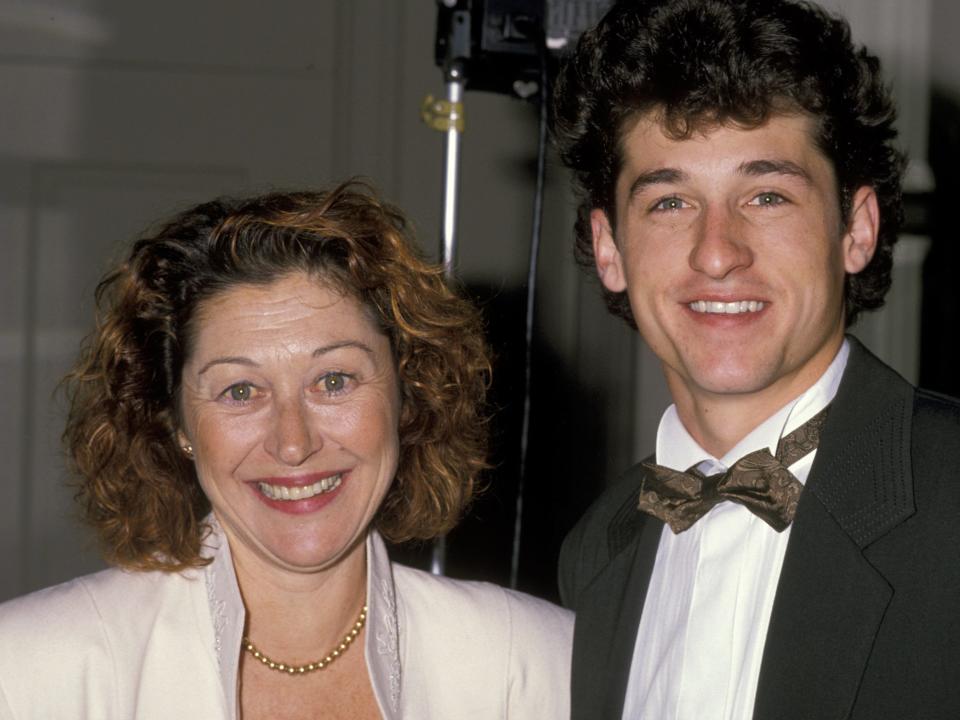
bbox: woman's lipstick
[249,471,347,514]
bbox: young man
[553,1,960,718]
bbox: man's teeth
[258,474,342,501]
[688,300,765,314]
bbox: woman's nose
[265,397,320,466]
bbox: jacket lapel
[571,476,665,720]
[753,338,916,719]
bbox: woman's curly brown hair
[63,181,491,571]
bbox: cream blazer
[0,523,573,719]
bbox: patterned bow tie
[638,406,829,533]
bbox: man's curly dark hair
[552,0,905,328]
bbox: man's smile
[687,300,766,314]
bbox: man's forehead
[620,104,820,147]
[615,109,828,179]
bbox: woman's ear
[176,429,194,458]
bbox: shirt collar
[199,518,245,720]
[200,520,403,720]
[655,339,850,476]
[365,529,402,718]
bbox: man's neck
[665,342,845,458]
[672,394,787,458]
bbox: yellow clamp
[421,95,465,132]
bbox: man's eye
[750,192,786,207]
[652,197,687,212]
[223,383,257,403]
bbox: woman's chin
[216,514,365,576]
[259,529,367,574]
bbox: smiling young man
[552,1,960,719]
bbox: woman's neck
[231,535,369,661]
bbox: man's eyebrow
[738,159,813,184]
[627,168,686,197]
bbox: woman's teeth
[688,300,765,314]
[258,474,342,501]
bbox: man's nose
[688,206,754,279]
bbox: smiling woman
[178,276,403,577]
[0,182,573,720]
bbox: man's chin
[676,362,785,400]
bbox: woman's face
[177,272,400,575]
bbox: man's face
[592,112,878,419]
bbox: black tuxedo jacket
[559,339,960,719]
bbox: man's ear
[843,186,880,274]
[591,209,627,292]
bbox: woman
[0,183,572,719]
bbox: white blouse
[0,522,573,719]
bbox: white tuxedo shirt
[622,342,849,720]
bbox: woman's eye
[750,192,786,207]
[652,196,688,212]
[318,372,351,395]
[223,383,257,403]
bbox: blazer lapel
[571,479,665,720]
[753,338,916,719]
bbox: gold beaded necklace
[242,605,367,676]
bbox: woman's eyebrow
[312,340,375,358]
[197,356,258,375]
[196,341,376,376]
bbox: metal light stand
[421,59,467,576]
[438,63,466,281]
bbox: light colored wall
[932,0,960,99]
[0,0,560,601]
[1,0,943,601]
